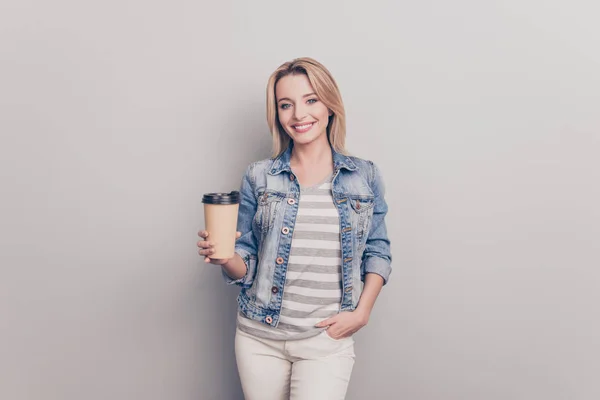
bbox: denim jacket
[223,144,392,328]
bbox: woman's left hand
[315,309,369,340]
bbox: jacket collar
[268,143,358,175]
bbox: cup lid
[202,191,240,205]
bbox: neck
[290,135,333,168]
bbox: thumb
[315,316,336,328]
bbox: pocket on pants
[315,330,355,360]
[290,330,355,360]
[322,329,352,343]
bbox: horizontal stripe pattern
[291,231,340,241]
[282,302,340,312]
[287,264,340,274]
[296,215,339,225]
[290,247,341,258]
[285,271,341,281]
[280,307,336,318]
[288,255,341,266]
[285,279,340,289]
[283,286,342,298]
[300,188,331,196]
[238,175,342,341]
[289,239,340,250]
[283,291,340,305]
[294,223,339,233]
[297,208,339,216]
[299,194,334,202]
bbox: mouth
[291,121,316,133]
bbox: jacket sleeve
[221,163,259,287]
[361,161,392,284]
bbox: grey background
[1,0,599,399]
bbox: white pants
[235,327,355,400]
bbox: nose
[293,102,307,121]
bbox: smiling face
[275,73,332,147]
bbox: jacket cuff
[362,255,392,285]
[221,248,255,287]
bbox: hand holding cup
[199,191,241,265]
[197,230,242,265]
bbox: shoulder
[245,158,272,174]
[241,158,274,185]
[346,155,380,183]
[347,155,373,169]
[346,155,386,196]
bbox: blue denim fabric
[222,144,392,328]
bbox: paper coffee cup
[202,191,240,259]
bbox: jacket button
[265,316,273,324]
[290,174,295,181]
[282,227,290,235]
[356,200,361,210]
[271,286,279,294]
[276,257,284,265]
[287,198,296,205]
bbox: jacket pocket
[254,191,284,234]
[348,196,374,241]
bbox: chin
[293,135,317,145]
[288,131,326,146]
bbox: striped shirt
[237,173,342,340]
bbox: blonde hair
[266,57,347,158]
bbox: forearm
[222,253,247,280]
[355,273,384,318]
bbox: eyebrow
[277,93,317,103]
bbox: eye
[307,98,318,104]
[280,103,291,110]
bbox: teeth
[294,123,314,129]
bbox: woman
[197,57,392,400]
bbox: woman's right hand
[197,230,241,266]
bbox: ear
[328,109,334,117]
